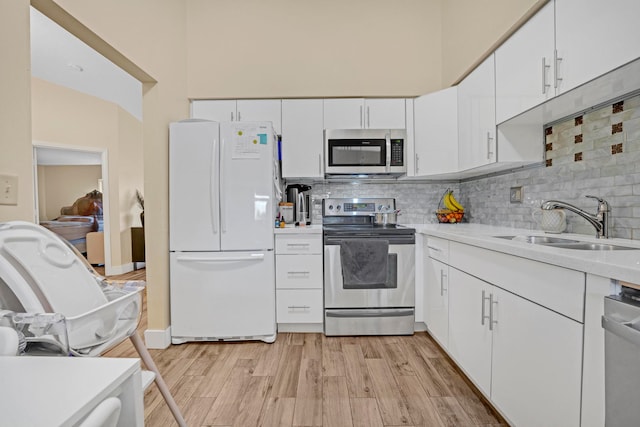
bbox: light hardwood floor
[103,269,506,427]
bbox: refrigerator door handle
[176,253,265,263]
[210,134,219,234]
[220,135,226,233]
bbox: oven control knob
[336,205,341,211]
[328,205,333,211]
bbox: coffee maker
[285,184,312,225]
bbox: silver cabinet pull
[230,111,234,121]
[287,243,310,247]
[415,153,420,175]
[359,105,363,128]
[481,290,491,326]
[489,293,498,331]
[554,49,563,89]
[542,57,551,94]
[318,154,322,175]
[440,269,447,296]
[367,106,371,128]
[237,111,241,121]
[287,271,310,275]
[427,245,442,252]
[487,132,494,160]
[288,305,310,310]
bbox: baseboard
[277,323,324,333]
[144,327,172,349]
[414,322,428,332]
[105,262,134,276]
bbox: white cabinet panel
[458,55,496,170]
[276,289,323,323]
[495,2,555,124]
[413,87,458,176]
[191,99,282,134]
[448,268,493,395]
[276,254,322,289]
[424,257,449,348]
[555,0,640,95]
[275,234,322,254]
[323,98,406,129]
[491,286,582,427]
[281,99,324,178]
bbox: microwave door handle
[385,133,391,172]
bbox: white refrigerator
[169,120,277,344]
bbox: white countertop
[274,224,323,234]
[411,223,640,285]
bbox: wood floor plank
[365,358,412,426]
[407,332,444,359]
[349,398,384,427]
[396,375,446,427]
[342,344,375,398]
[403,344,452,397]
[323,376,353,427]
[431,396,476,427]
[232,376,273,427]
[381,340,415,376]
[358,336,383,359]
[202,361,257,425]
[428,357,477,398]
[292,358,323,426]
[321,335,346,376]
[253,339,283,377]
[301,333,322,360]
[194,345,241,398]
[180,396,216,427]
[271,344,303,398]
[259,397,296,427]
[456,395,503,425]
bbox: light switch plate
[510,186,523,203]
[0,174,18,205]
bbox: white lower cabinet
[448,267,583,427]
[275,233,323,332]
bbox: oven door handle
[326,309,414,318]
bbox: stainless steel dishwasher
[602,289,640,427]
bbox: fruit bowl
[436,210,464,223]
[436,188,465,223]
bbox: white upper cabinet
[495,1,555,124]
[555,0,640,95]
[323,98,406,129]
[413,87,458,176]
[281,99,324,178]
[458,54,496,171]
[191,99,282,134]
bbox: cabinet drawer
[275,234,322,254]
[276,289,323,323]
[276,254,323,289]
[425,236,449,263]
[449,242,585,322]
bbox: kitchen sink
[493,235,639,250]
[493,235,579,244]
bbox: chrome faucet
[541,195,610,239]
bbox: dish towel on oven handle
[340,239,389,287]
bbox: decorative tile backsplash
[304,94,640,240]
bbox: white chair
[0,221,186,427]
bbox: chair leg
[129,331,187,427]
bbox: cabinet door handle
[231,112,234,121]
[288,305,310,310]
[440,269,447,296]
[489,293,498,331]
[542,57,551,94]
[481,290,491,326]
[360,105,363,128]
[237,111,242,121]
[318,154,322,175]
[367,106,371,128]
[554,49,563,89]
[287,243,310,247]
[427,245,441,252]
[415,153,420,174]
[486,132,494,160]
[287,271,310,276]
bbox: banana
[443,191,457,211]
[448,191,464,212]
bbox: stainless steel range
[323,197,415,336]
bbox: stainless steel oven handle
[326,309,414,318]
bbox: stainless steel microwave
[324,129,407,177]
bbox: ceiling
[30,7,142,121]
